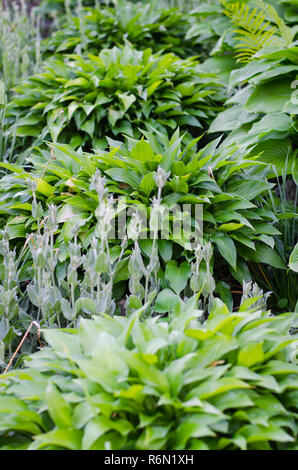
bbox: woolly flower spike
[127,211,143,242]
[241,280,271,310]
[46,204,58,233]
[90,170,107,202]
[202,242,213,265]
[194,243,204,265]
[154,166,171,190]
[129,243,146,277]
[26,177,38,195]
[95,196,115,237]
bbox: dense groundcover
[0,0,297,451]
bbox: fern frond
[220,0,286,62]
[253,0,295,45]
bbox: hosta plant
[209,2,298,177]
[7,45,223,155]
[1,181,234,369]
[42,0,195,59]
[0,131,286,294]
[0,297,297,450]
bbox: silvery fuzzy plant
[240,280,272,312]
[0,0,42,161]
[125,167,217,317]
[0,226,41,369]
[26,171,125,328]
[0,170,273,369]
[0,231,22,363]
[0,80,17,163]
[0,0,41,93]
[190,241,216,314]
[0,0,42,163]
[125,167,169,316]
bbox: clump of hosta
[0,297,297,450]
[42,0,194,58]
[8,45,222,151]
[0,131,286,294]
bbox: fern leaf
[253,0,295,45]
[220,0,289,62]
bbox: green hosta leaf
[158,239,173,263]
[46,382,72,428]
[226,179,274,201]
[209,105,256,133]
[105,168,141,190]
[83,415,133,450]
[289,243,298,272]
[170,415,219,449]
[16,125,41,137]
[168,176,188,194]
[147,80,163,97]
[30,428,82,450]
[248,65,298,85]
[238,343,264,368]
[131,140,155,162]
[237,424,294,444]
[108,108,124,127]
[245,79,293,114]
[187,377,251,400]
[118,93,136,112]
[213,233,237,270]
[154,289,179,313]
[68,101,81,120]
[228,61,273,88]
[36,178,55,197]
[139,172,156,197]
[65,77,90,89]
[249,113,293,137]
[165,261,191,294]
[218,223,244,232]
[50,143,95,176]
[42,329,80,357]
[80,115,95,137]
[245,245,286,269]
[215,281,233,310]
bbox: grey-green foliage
[0,0,43,163]
[0,186,127,367]
[0,0,41,94]
[0,297,297,450]
[0,169,218,368]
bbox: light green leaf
[289,243,298,272]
